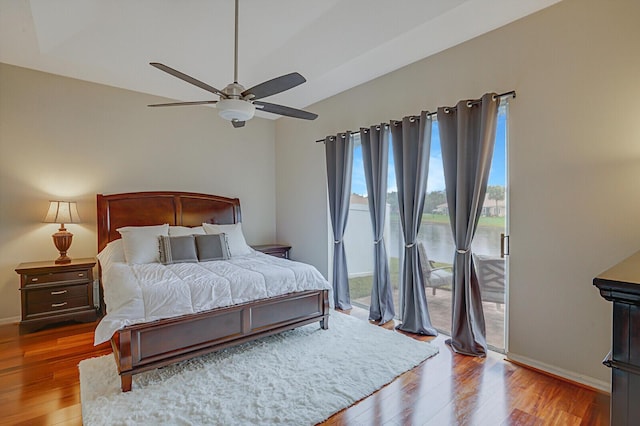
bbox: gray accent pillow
[195,233,230,262]
[158,235,198,264]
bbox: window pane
[346,134,401,311]
[472,104,507,351]
[346,134,374,307]
[418,120,455,336]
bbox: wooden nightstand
[16,258,97,334]
[252,244,292,259]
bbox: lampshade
[43,201,81,264]
[44,201,81,225]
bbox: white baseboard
[506,352,610,393]
[0,316,20,326]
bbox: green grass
[422,213,505,227]
[349,257,400,299]
[348,276,373,300]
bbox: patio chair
[418,242,453,295]
[473,254,506,307]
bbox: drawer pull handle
[51,302,67,308]
[31,278,38,282]
[51,290,67,295]
[78,273,85,277]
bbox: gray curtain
[391,113,437,336]
[438,93,499,356]
[325,132,354,310]
[361,126,395,324]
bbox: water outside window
[345,106,508,352]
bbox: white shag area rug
[79,311,438,425]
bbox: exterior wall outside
[344,203,391,277]
[0,64,277,322]
[435,197,506,217]
[276,0,640,388]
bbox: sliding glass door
[345,106,508,351]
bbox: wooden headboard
[97,191,241,252]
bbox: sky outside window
[351,107,507,196]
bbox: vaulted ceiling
[0,0,560,117]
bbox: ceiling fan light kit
[148,0,317,128]
[217,98,255,122]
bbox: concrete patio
[352,287,505,351]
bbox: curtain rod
[315,90,516,143]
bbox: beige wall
[0,64,276,322]
[276,0,640,388]
[1,0,638,391]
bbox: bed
[96,191,330,392]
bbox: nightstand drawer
[26,284,88,304]
[26,295,89,316]
[24,270,90,285]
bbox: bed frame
[97,191,330,392]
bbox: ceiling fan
[148,0,318,128]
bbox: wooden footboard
[111,289,330,392]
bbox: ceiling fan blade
[231,120,246,128]
[150,63,227,98]
[254,101,318,120]
[148,100,218,107]
[242,72,306,100]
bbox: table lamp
[43,201,81,264]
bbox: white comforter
[94,250,331,345]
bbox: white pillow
[202,222,252,257]
[168,226,206,237]
[97,239,126,265]
[116,224,169,264]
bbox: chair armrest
[430,265,452,272]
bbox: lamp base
[54,255,72,264]
[52,228,73,264]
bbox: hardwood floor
[0,311,609,425]
[0,321,111,425]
